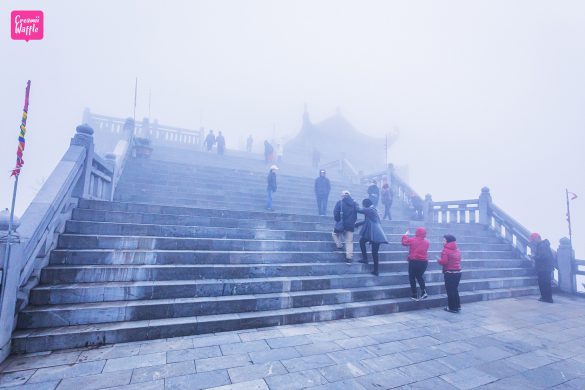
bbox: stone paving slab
[2,295,585,389]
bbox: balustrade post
[423,194,433,224]
[557,237,575,294]
[105,154,116,201]
[0,210,22,362]
[70,124,95,198]
[479,187,492,226]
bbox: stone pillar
[70,124,95,198]
[0,209,21,363]
[557,237,575,294]
[423,194,433,224]
[478,187,492,226]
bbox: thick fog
[1,0,584,256]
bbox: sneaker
[410,295,418,301]
[443,307,458,313]
[359,259,368,264]
[420,292,428,300]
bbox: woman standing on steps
[402,227,430,300]
[438,234,462,313]
[356,198,388,276]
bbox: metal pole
[133,77,138,124]
[0,175,20,311]
[566,188,573,246]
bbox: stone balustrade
[0,123,130,362]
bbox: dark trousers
[316,195,328,216]
[383,202,392,220]
[359,239,380,274]
[537,270,553,301]
[408,261,428,296]
[444,272,461,311]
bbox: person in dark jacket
[216,131,226,155]
[314,170,331,216]
[264,140,274,164]
[367,180,380,208]
[356,199,388,276]
[332,190,359,263]
[204,130,216,152]
[265,165,278,211]
[529,233,555,303]
[438,234,462,313]
[402,227,430,300]
[381,183,393,220]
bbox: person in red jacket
[438,234,462,313]
[402,227,430,300]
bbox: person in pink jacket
[402,227,430,300]
[438,234,462,313]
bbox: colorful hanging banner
[11,80,31,177]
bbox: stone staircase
[10,152,538,354]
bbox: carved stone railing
[361,165,422,215]
[0,123,126,362]
[321,156,361,183]
[83,108,204,151]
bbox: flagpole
[133,77,138,124]
[566,188,573,246]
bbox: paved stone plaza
[1,295,585,390]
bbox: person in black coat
[332,191,359,263]
[204,130,215,152]
[216,131,226,155]
[356,198,388,276]
[367,180,380,208]
[381,182,393,220]
[529,233,555,303]
[266,165,278,211]
[314,169,331,216]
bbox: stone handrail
[361,167,421,210]
[321,157,361,183]
[0,124,120,362]
[83,108,203,149]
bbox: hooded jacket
[438,241,461,272]
[533,239,555,272]
[314,176,331,197]
[333,196,359,232]
[401,228,430,261]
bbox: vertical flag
[11,80,31,177]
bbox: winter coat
[267,171,277,192]
[333,197,359,232]
[401,227,429,261]
[356,207,388,244]
[367,184,380,202]
[438,241,462,272]
[314,177,331,197]
[533,239,555,272]
[381,186,393,205]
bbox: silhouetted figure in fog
[312,148,321,168]
[276,143,284,163]
[529,233,555,303]
[216,131,226,155]
[411,193,424,220]
[314,169,331,216]
[204,130,216,152]
[367,180,380,208]
[381,182,393,220]
[246,135,253,153]
[356,198,388,276]
[265,165,278,211]
[332,191,359,263]
[264,140,274,164]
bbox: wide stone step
[12,286,539,354]
[40,265,532,284]
[19,276,536,329]
[63,221,504,243]
[49,249,517,265]
[30,271,534,305]
[56,234,513,252]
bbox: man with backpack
[332,190,359,263]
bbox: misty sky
[1,0,584,256]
